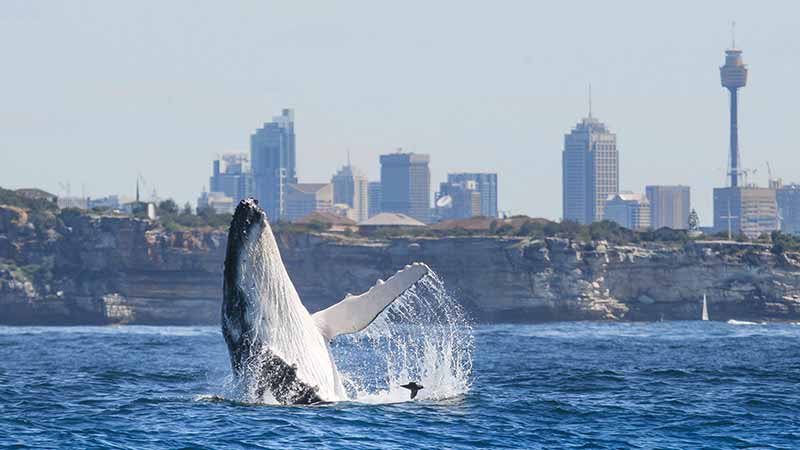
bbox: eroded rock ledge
[2,211,799,324]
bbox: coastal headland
[2,198,800,325]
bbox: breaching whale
[222,198,429,404]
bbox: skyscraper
[367,182,383,219]
[380,151,431,224]
[777,184,800,235]
[562,114,618,224]
[446,173,498,218]
[646,185,691,230]
[250,109,296,220]
[331,163,369,223]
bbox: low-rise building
[88,195,125,210]
[197,190,235,214]
[121,201,156,220]
[285,183,333,222]
[296,211,358,232]
[603,192,651,230]
[57,196,89,210]
[358,212,426,235]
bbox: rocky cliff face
[280,234,800,322]
[2,211,800,324]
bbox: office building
[284,183,333,222]
[604,192,651,230]
[562,114,618,224]
[646,185,691,230]
[446,173,498,218]
[435,180,481,221]
[57,196,88,210]
[776,184,800,235]
[713,187,778,238]
[210,153,253,203]
[197,190,235,214]
[380,151,431,223]
[368,182,383,218]
[251,109,297,220]
[331,164,369,223]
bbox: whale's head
[221,198,272,374]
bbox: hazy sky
[1,1,798,223]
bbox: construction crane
[739,168,757,187]
[766,161,782,189]
[58,181,71,198]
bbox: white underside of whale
[239,218,428,402]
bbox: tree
[688,209,699,231]
[182,202,193,216]
[158,199,179,215]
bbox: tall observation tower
[713,29,778,239]
[719,32,748,187]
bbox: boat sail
[701,294,709,321]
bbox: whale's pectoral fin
[312,263,430,341]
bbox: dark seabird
[400,382,424,399]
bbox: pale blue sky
[1,1,798,223]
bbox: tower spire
[731,20,736,48]
[347,148,351,167]
[588,83,593,118]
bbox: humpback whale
[222,198,429,404]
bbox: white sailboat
[701,293,709,321]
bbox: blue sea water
[1,322,799,449]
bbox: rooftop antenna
[731,20,736,48]
[347,148,351,167]
[588,83,593,118]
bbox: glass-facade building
[209,153,253,204]
[380,152,431,224]
[562,116,618,224]
[446,173,498,218]
[250,109,296,220]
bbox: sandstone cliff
[2,209,800,324]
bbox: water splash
[331,271,474,403]
[223,212,472,405]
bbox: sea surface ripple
[1,322,799,449]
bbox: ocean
[1,321,798,449]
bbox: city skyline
[2,2,799,225]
